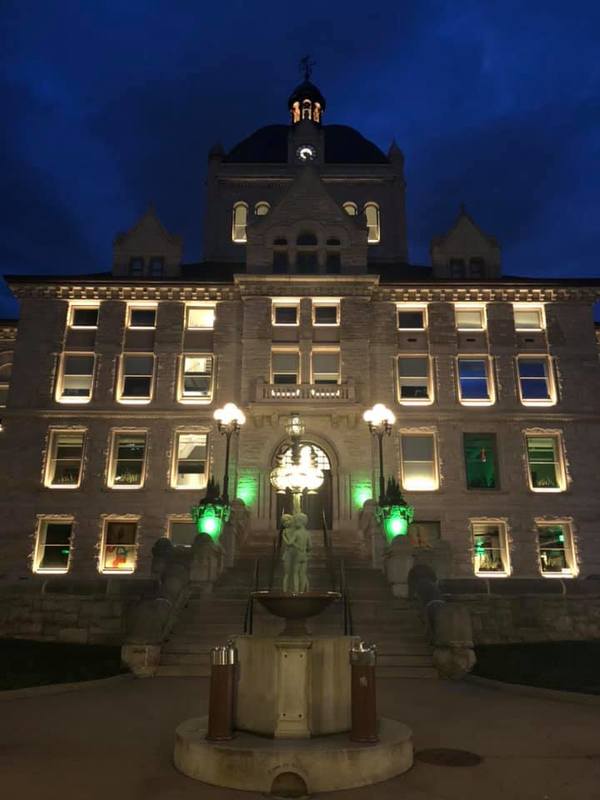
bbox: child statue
[281,512,312,593]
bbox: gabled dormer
[112,206,183,278]
[430,206,501,280]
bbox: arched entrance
[275,442,333,530]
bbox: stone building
[1,76,600,650]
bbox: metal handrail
[243,558,260,635]
[340,559,354,636]
[321,510,337,592]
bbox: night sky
[1,1,599,319]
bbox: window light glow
[455,304,486,331]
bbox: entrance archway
[275,442,332,530]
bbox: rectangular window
[119,354,155,402]
[514,303,545,331]
[397,356,432,404]
[127,306,157,329]
[180,355,213,401]
[149,257,164,277]
[397,306,426,330]
[101,520,139,573]
[464,433,498,489]
[70,306,99,329]
[537,522,576,576]
[472,521,509,576]
[400,433,438,491]
[46,431,85,488]
[455,305,486,331]
[272,350,300,384]
[526,434,565,491]
[313,303,339,326]
[186,305,215,330]
[57,353,95,403]
[457,357,494,404]
[169,519,197,547]
[517,357,554,405]
[272,303,299,326]
[173,432,208,489]
[311,350,340,384]
[34,519,73,573]
[109,433,147,488]
[129,257,144,276]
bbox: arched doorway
[274,443,333,530]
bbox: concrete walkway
[1,676,599,799]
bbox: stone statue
[281,512,312,593]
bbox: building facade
[1,77,600,591]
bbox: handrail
[268,523,284,591]
[340,559,354,636]
[243,558,260,635]
[321,510,337,592]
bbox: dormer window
[364,203,381,243]
[343,202,358,216]
[450,259,466,279]
[149,257,164,277]
[232,202,248,243]
[255,202,270,216]
[469,258,484,279]
[129,257,144,277]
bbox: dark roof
[224,124,389,165]
[288,80,326,111]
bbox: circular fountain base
[174,715,413,794]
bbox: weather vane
[299,55,315,82]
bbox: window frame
[254,201,270,216]
[272,301,300,327]
[513,303,546,332]
[364,202,381,243]
[343,201,358,216]
[312,300,340,327]
[126,304,157,330]
[525,432,566,493]
[232,201,248,243]
[536,520,577,578]
[396,355,434,406]
[178,354,214,404]
[171,430,209,490]
[457,356,495,406]
[100,517,140,575]
[68,304,99,330]
[0,361,12,408]
[463,432,499,490]
[56,352,96,405]
[34,516,74,574]
[454,303,487,331]
[516,355,556,407]
[167,515,198,547]
[185,303,216,330]
[471,519,511,577]
[271,348,300,385]
[399,431,439,491]
[311,348,341,385]
[107,430,148,490]
[117,353,156,405]
[44,428,86,489]
[397,304,427,331]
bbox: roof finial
[299,55,315,82]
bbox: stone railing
[255,378,356,402]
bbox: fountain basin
[252,591,341,636]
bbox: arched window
[296,232,318,273]
[302,99,312,120]
[255,201,270,216]
[364,203,380,243]
[231,202,248,243]
[291,101,301,124]
[273,238,289,274]
[313,102,322,123]
[0,360,12,407]
[343,202,358,216]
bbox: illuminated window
[400,434,438,491]
[169,518,197,547]
[272,350,299,384]
[180,355,213,401]
[127,306,157,329]
[364,202,380,243]
[56,353,95,404]
[514,304,545,331]
[255,201,270,216]
[108,432,147,489]
[172,432,208,489]
[69,306,99,329]
[272,302,299,326]
[517,356,555,406]
[313,302,339,326]
[101,520,139,574]
[397,357,432,404]
[291,101,301,124]
[45,430,85,488]
[149,257,164,277]
[343,202,358,216]
[526,434,565,492]
[34,518,73,573]
[464,433,498,489]
[398,306,427,330]
[0,362,11,407]
[537,522,576,577]
[232,202,248,243]
[472,521,509,576]
[129,257,144,276]
[311,350,340,384]
[186,305,215,330]
[118,354,155,402]
[455,304,486,330]
[457,357,494,405]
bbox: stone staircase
[157,531,437,679]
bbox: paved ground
[1,676,599,800]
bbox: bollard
[206,642,237,741]
[349,641,378,743]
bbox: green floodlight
[191,500,230,542]
[376,502,415,542]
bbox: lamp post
[214,402,246,505]
[363,403,396,505]
[270,413,324,514]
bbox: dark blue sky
[1,1,599,319]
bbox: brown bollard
[206,642,237,741]
[350,641,378,743]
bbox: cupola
[288,57,326,124]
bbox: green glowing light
[377,503,414,541]
[236,472,258,507]
[352,482,373,509]
[384,514,409,539]
[193,504,225,541]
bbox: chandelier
[270,444,324,495]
